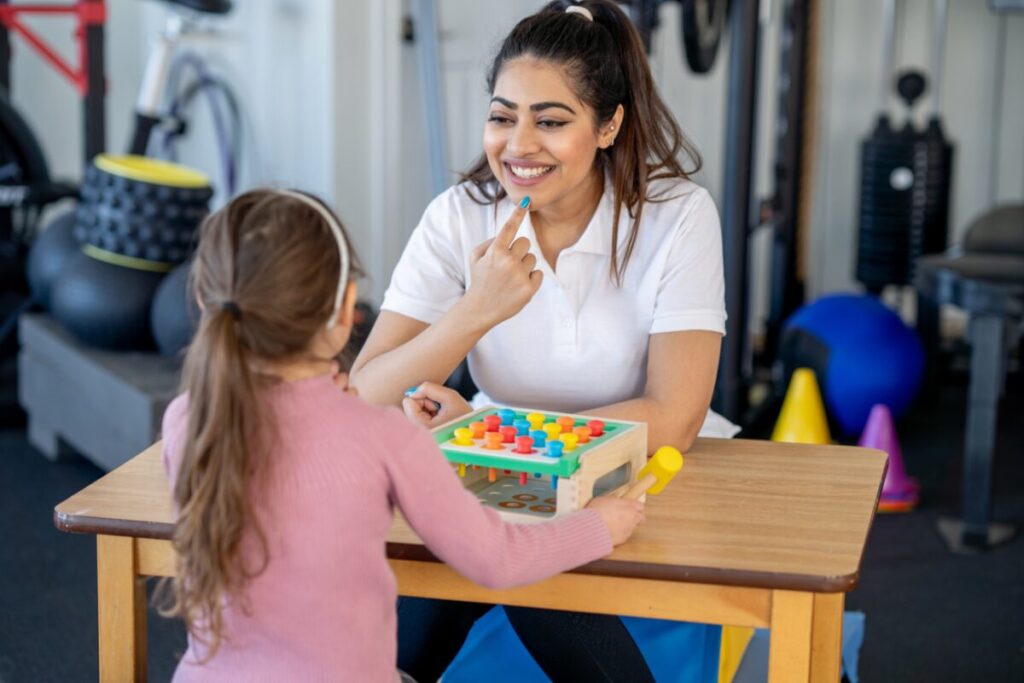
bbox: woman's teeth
[508,164,553,179]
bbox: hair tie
[565,4,593,22]
[221,300,242,320]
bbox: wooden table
[55,438,886,682]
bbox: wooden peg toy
[430,406,647,523]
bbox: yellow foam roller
[94,154,210,188]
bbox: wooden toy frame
[433,406,647,523]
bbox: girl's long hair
[462,0,702,283]
[159,189,362,659]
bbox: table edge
[54,510,858,593]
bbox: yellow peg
[543,423,562,442]
[559,433,580,451]
[453,428,474,446]
[526,412,545,431]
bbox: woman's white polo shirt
[382,177,728,421]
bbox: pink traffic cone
[859,404,918,512]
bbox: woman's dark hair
[462,0,702,283]
[159,189,363,660]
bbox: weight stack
[856,117,953,292]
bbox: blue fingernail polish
[520,196,530,208]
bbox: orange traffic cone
[859,404,918,513]
[772,368,831,444]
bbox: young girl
[159,188,644,681]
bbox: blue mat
[444,607,866,683]
[444,606,721,683]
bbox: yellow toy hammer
[622,446,684,500]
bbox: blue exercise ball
[779,293,925,435]
[151,259,199,357]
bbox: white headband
[277,189,351,329]
[565,5,593,21]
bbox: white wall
[10,0,145,181]
[10,0,385,293]
[11,0,1024,316]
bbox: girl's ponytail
[167,298,270,660]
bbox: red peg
[499,425,517,443]
[519,472,528,485]
[514,435,534,454]
[484,415,501,432]
[586,419,605,437]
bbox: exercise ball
[27,211,80,310]
[779,293,925,436]
[50,250,166,350]
[151,259,199,357]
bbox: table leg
[97,535,147,682]
[768,590,813,681]
[810,593,844,681]
[962,314,1004,542]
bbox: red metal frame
[0,1,105,96]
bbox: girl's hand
[402,381,473,428]
[585,495,645,546]
[463,198,543,327]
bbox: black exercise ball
[151,259,199,357]
[50,251,166,350]
[27,210,80,311]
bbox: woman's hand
[462,198,543,327]
[402,381,473,428]
[585,495,646,546]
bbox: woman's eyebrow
[490,96,576,115]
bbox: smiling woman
[350,1,735,680]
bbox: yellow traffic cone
[772,368,831,444]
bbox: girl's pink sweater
[162,375,612,681]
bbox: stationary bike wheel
[0,90,51,191]
[0,89,52,289]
